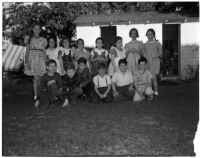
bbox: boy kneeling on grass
[76,57,93,100]
[34,59,69,108]
[62,63,82,104]
[91,62,112,103]
[133,57,154,102]
[112,59,134,102]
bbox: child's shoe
[154,91,159,96]
[62,99,69,108]
[34,100,39,108]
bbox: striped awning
[2,44,26,72]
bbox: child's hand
[34,100,40,108]
[128,86,134,92]
[113,91,119,97]
[103,93,108,98]
[99,93,104,98]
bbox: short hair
[97,62,107,70]
[129,28,139,38]
[77,38,84,44]
[47,36,57,48]
[77,57,87,65]
[138,57,147,64]
[66,63,75,71]
[60,37,70,47]
[118,58,127,66]
[95,37,104,43]
[46,59,57,66]
[114,36,122,45]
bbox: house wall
[76,26,100,47]
[180,22,199,79]
[76,24,163,47]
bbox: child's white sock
[154,91,159,95]
[62,99,69,108]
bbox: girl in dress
[108,36,126,76]
[125,28,144,76]
[143,29,162,95]
[58,37,75,75]
[91,37,109,75]
[46,36,62,75]
[73,38,91,70]
[25,23,47,101]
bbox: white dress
[108,46,126,76]
[125,40,144,76]
[46,47,62,75]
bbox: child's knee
[133,92,144,102]
[145,87,154,96]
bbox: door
[100,26,116,50]
[162,24,180,77]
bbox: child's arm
[110,48,117,71]
[128,82,134,92]
[139,41,144,56]
[157,42,163,58]
[103,84,111,98]
[94,84,103,98]
[57,74,62,90]
[80,68,92,87]
[25,44,31,69]
[112,81,119,97]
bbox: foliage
[3,2,199,44]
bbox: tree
[3,2,199,44]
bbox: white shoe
[34,100,39,108]
[154,92,159,96]
[62,99,69,108]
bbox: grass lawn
[2,80,199,156]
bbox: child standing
[62,64,82,103]
[73,38,91,70]
[76,57,93,100]
[133,57,154,102]
[58,37,75,75]
[91,37,109,76]
[125,28,144,76]
[46,36,62,75]
[112,59,134,102]
[108,36,126,76]
[91,62,112,103]
[25,23,47,101]
[143,29,162,96]
[34,59,69,108]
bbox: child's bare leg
[33,76,37,99]
[153,76,159,95]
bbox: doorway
[162,24,180,77]
[100,26,116,50]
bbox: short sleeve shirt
[133,70,153,86]
[112,70,133,87]
[91,48,109,57]
[93,74,111,88]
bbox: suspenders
[97,75,108,87]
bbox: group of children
[25,23,162,108]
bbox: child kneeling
[112,59,134,102]
[133,57,154,102]
[34,59,69,108]
[62,64,82,103]
[91,62,112,103]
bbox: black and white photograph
[1,1,199,156]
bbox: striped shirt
[37,72,62,98]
